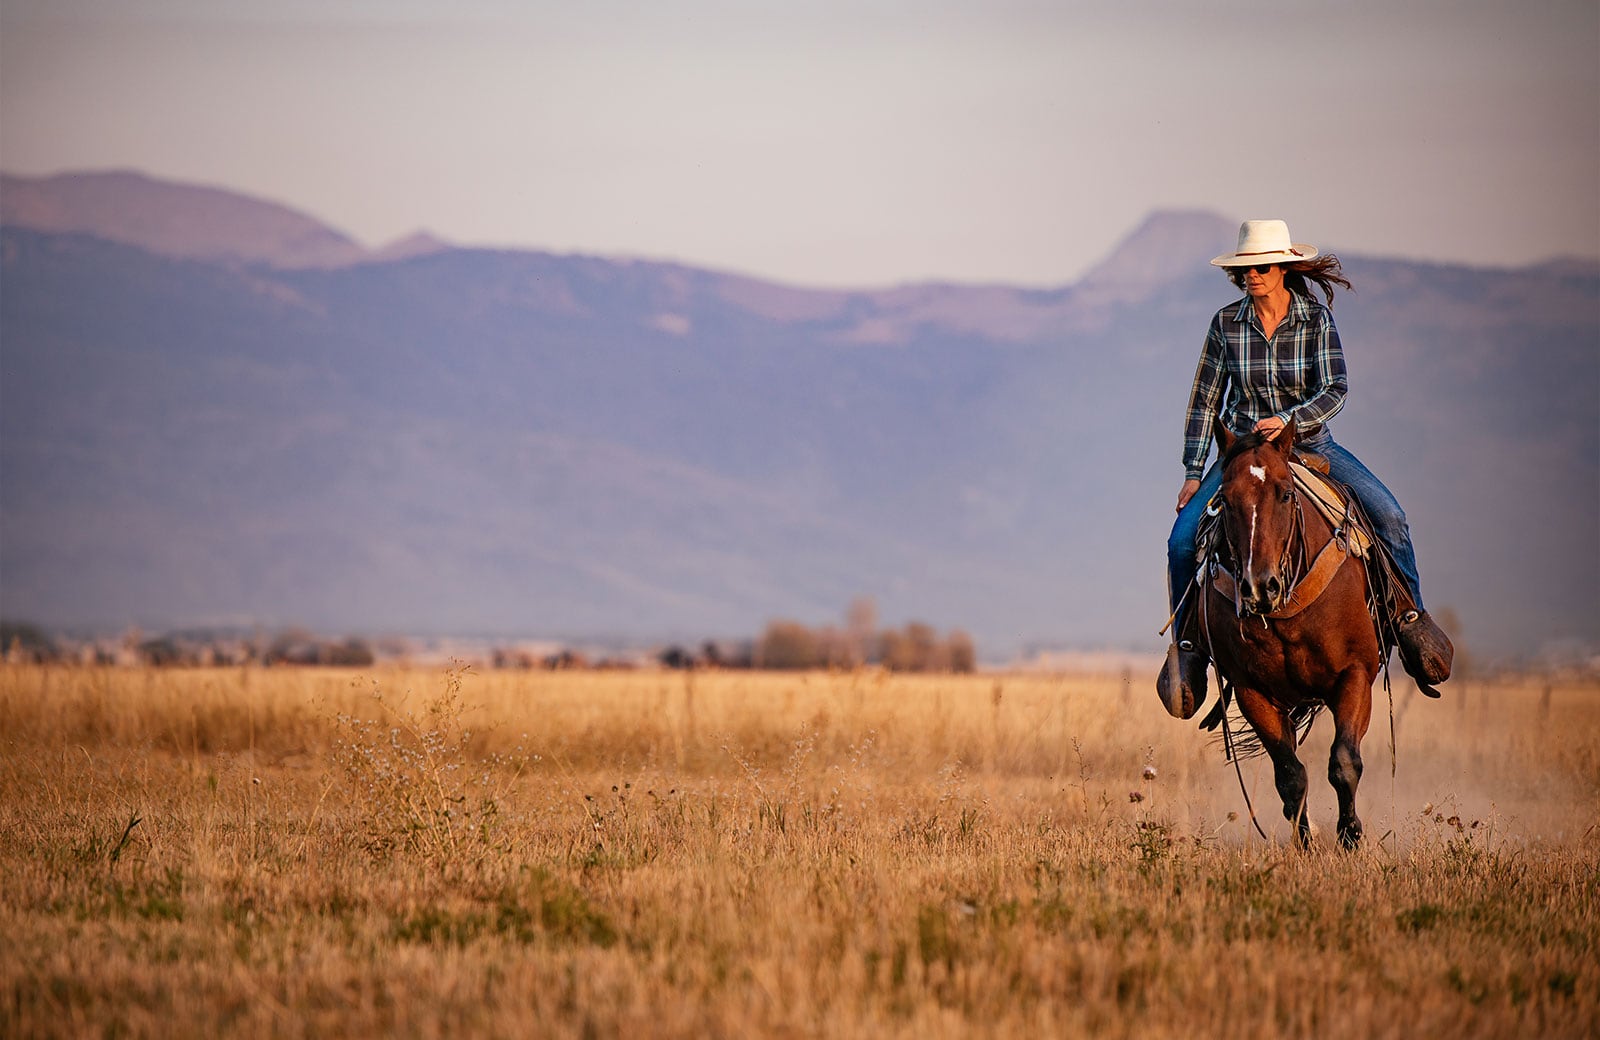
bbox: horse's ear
[1278,417,1298,453]
[1214,416,1235,455]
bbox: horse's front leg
[1327,668,1375,850]
[1236,686,1310,847]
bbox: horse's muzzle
[1238,572,1284,616]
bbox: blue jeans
[1166,432,1424,627]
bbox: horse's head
[1214,418,1300,616]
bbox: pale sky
[3,0,1597,287]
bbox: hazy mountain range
[2,171,1596,662]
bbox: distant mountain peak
[0,169,368,269]
[1075,210,1237,301]
[371,231,454,263]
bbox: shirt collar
[1234,290,1312,327]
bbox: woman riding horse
[1159,220,1453,712]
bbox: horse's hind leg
[1328,671,1374,850]
[1237,687,1311,847]
[1329,739,1363,849]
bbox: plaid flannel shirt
[1181,290,1348,480]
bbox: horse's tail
[1203,674,1323,759]
[1198,675,1231,733]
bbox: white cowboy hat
[1210,219,1319,267]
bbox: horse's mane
[1220,429,1280,467]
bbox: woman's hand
[1253,416,1287,440]
[1176,479,1201,513]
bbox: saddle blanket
[1289,460,1374,558]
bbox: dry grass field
[2,662,1596,1038]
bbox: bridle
[1205,463,1306,619]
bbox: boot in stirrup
[1396,609,1452,697]
[1156,638,1209,720]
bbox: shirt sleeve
[1279,309,1347,431]
[1181,313,1229,480]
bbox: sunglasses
[1235,263,1279,274]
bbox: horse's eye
[1280,487,1293,503]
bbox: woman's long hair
[1226,254,1353,305]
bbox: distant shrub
[946,629,977,673]
[1,621,59,663]
[755,616,977,672]
[137,638,186,667]
[543,649,590,670]
[265,629,375,667]
[492,648,538,669]
[658,645,695,670]
[756,620,819,670]
[323,638,376,667]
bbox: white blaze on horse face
[1249,465,1267,483]
[1248,503,1258,577]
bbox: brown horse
[1197,419,1381,849]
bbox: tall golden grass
[2,663,1595,1038]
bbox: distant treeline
[499,614,977,674]
[748,599,976,672]
[5,603,977,673]
[753,617,975,672]
[0,622,376,668]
